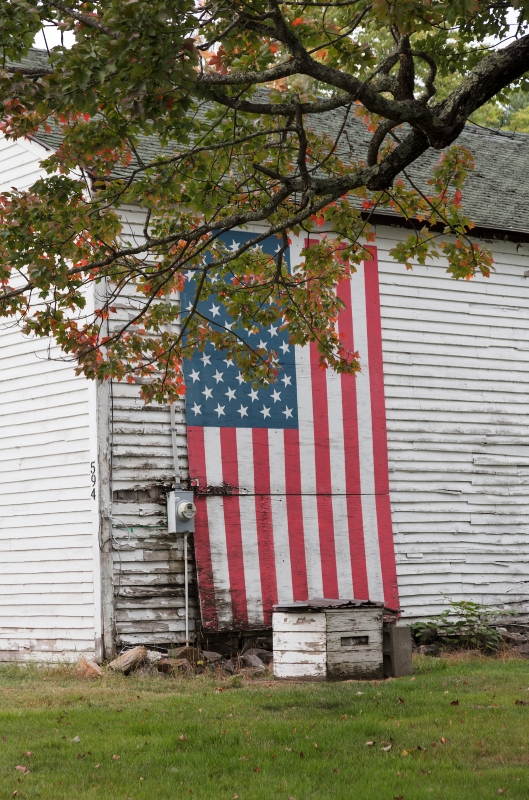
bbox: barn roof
[10,48,529,239]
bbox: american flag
[183,232,399,631]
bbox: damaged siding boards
[2,69,529,658]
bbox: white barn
[2,112,529,662]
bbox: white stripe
[203,428,233,625]
[325,365,354,598]
[268,429,293,604]
[295,344,323,598]
[351,261,384,600]
[236,428,264,626]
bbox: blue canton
[182,232,298,429]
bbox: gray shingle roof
[10,49,529,236]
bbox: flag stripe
[350,260,384,600]
[252,428,278,625]
[235,428,264,626]
[186,426,218,629]
[203,428,235,626]
[219,427,248,626]
[268,430,293,607]
[310,342,339,599]
[364,249,399,609]
[283,428,309,601]
[336,276,370,599]
[295,344,324,598]
[325,365,354,597]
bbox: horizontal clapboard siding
[376,225,529,618]
[0,133,97,661]
[107,247,200,645]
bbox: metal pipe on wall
[169,403,190,646]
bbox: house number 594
[90,461,97,499]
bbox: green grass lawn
[1,654,529,799]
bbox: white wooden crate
[273,601,385,681]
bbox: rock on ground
[74,656,103,678]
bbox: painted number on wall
[90,461,97,499]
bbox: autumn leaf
[112,754,120,760]
[450,700,459,706]
[15,765,29,773]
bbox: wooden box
[273,600,385,681]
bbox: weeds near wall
[413,600,505,652]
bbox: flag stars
[283,406,293,419]
[271,389,281,403]
[268,324,278,337]
[191,403,202,415]
[260,406,271,419]
[248,388,259,402]
[236,372,245,386]
[209,303,220,318]
[237,405,248,418]
[202,386,213,400]
[189,369,200,383]
[200,353,211,366]
[214,403,225,417]
[281,374,292,387]
[184,270,195,282]
[225,387,236,401]
[257,339,268,350]
[213,370,224,384]
[279,341,290,354]
[223,358,234,367]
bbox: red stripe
[252,429,277,625]
[336,277,370,599]
[186,426,218,629]
[283,428,309,601]
[219,428,249,627]
[363,247,399,610]
[309,342,339,598]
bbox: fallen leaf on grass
[381,745,392,752]
[24,752,32,757]
[498,790,504,795]
[313,743,318,748]
[440,737,447,744]
[299,752,304,759]
[77,753,85,760]
[112,755,120,760]
[356,692,364,696]
[284,747,293,752]
[253,767,260,772]
[15,766,29,773]
[401,750,408,756]
[515,700,529,706]
[95,764,100,769]
[12,792,18,797]
[342,714,347,719]
[233,795,239,799]
[398,697,405,704]
[239,756,248,761]
[333,768,340,773]
[72,736,81,743]
[365,741,375,746]
[417,746,428,751]
[179,735,187,741]
[450,700,459,706]
[394,796,404,800]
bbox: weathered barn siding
[107,378,201,646]
[0,135,100,660]
[104,205,201,646]
[376,226,529,618]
